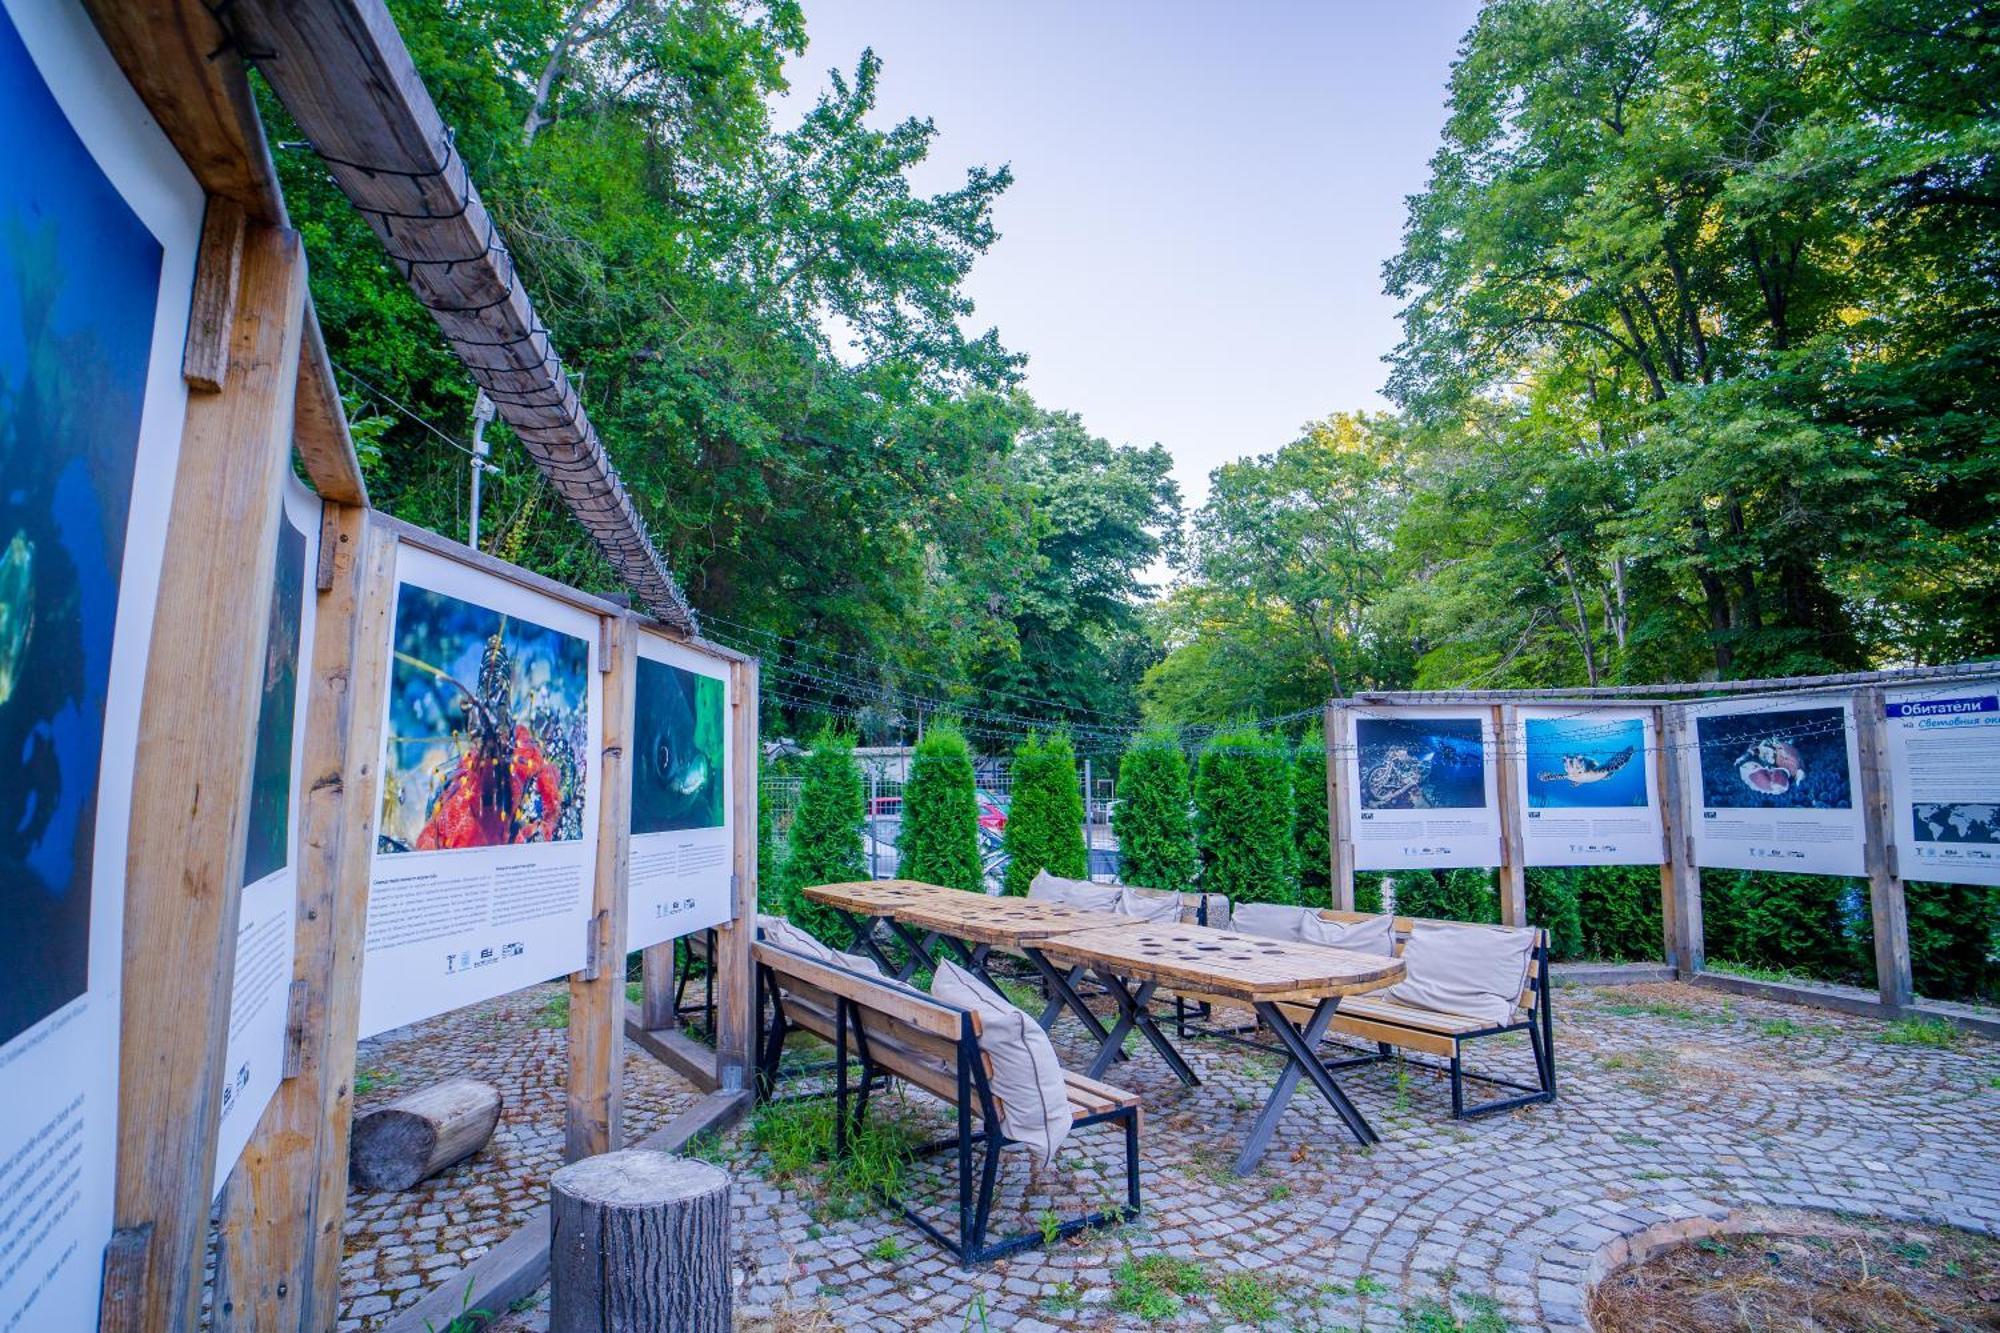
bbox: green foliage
[1879,1017,1964,1050]
[1907,881,2000,1004]
[1573,866,1666,962]
[1111,1253,1208,1319]
[1524,869,1584,961]
[1702,872,1870,986]
[1293,730,1331,904]
[1195,730,1297,906]
[1354,872,1389,914]
[899,722,983,892]
[1112,732,1199,893]
[1216,1272,1281,1324]
[1391,869,1499,924]
[747,1093,929,1217]
[778,730,866,942]
[1001,733,1087,896]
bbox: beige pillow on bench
[1297,911,1396,956]
[1386,922,1535,1029]
[1029,868,1121,913]
[930,959,1075,1165]
[1230,901,1308,941]
[756,914,884,977]
[1117,884,1184,924]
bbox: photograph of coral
[241,508,305,886]
[379,584,590,852]
[1695,705,1852,810]
[632,657,726,834]
[1355,714,1486,810]
[1525,715,1647,809]
[0,8,165,1049]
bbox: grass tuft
[1879,1017,1963,1049]
[1112,1252,1208,1318]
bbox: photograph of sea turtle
[1694,705,1852,811]
[1525,715,1647,809]
[1355,715,1486,810]
[0,8,165,1050]
[241,508,306,886]
[632,657,726,833]
[378,585,590,853]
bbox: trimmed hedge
[778,730,866,942]
[1001,732,1087,896]
[1389,868,1500,924]
[1293,730,1331,905]
[1196,729,1298,907]
[899,720,984,893]
[1112,732,1199,893]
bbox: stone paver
[415,978,1999,1331]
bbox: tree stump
[348,1077,502,1191]
[549,1150,732,1333]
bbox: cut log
[549,1150,732,1333]
[348,1077,502,1191]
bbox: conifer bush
[778,729,867,942]
[1001,733,1087,896]
[899,721,984,893]
[1390,868,1499,923]
[1114,731,1199,893]
[1523,868,1584,960]
[1908,881,2000,1002]
[1292,729,1331,904]
[1353,872,1388,914]
[1572,865,1663,961]
[1195,729,1297,906]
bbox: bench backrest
[1314,910,1550,1013]
[1118,883,1231,926]
[752,941,990,1110]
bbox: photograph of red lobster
[379,585,589,853]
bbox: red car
[863,791,1007,836]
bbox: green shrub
[899,721,983,892]
[1113,731,1199,893]
[1354,871,1388,914]
[1702,871,1869,986]
[1524,868,1584,960]
[1907,880,2000,1003]
[1391,868,1499,923]
[778,729,867,942]
[1293,728,1331,904]
[1573,865,1664,961]
[1001,732,1087,896]
[1195,729,1297,906]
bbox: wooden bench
[752,941,1142,1264]
[1191,912,1555,1120]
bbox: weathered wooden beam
[567,614,636,1161]
[1323,702,1355,911]
[105,223,306,1333]
[1494,705,1529,927]
[625,1006,722,1093]
[224,0,695,633]
[214,505,394,1333]
[295,297,368,505]
[711,659,761,1091]
[1855,687,1914,1008]
[1656,705,1704,976]
[78,1,286,225]
[183,199,245,391]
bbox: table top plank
[800,879,955,915]
[1037,923,1404,1003]
[890,892,1124,948]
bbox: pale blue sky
[778,1,1483,509]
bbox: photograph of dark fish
[632,658,725,834]
[0,7,164,1049]
[379,586,590,853]
[1355,715,1486,810]
[1694,705,1852,810]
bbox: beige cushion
[1298,911,1396,956]
[1117,884,1183,923]
[1028,868,1121,913]
[755,914,882,977]
[1186,892,1231,927]
[1386,922,1535,1029]
[930,960,1074,1164]
[1230,902,1310,942]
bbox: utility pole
[467,388,497,549]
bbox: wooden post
[103,223,305,1333]
[1494,705,1528,927]
[214,506,395,1332]
[1856,687,1914,1008]
[1656,704,1704,977]
[549,1152,732,1333]
[1324,702,1355,911]
[640,943,678,1030]
[710,658,761,1091]
[568,614,636,1161]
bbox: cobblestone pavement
[335,983,701,1330]
[487,978,1999,1332]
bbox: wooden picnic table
[799,882,1132,1051]
[1035,923,1405,1173]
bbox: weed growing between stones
[1112,1252,1209,1318]
[535,991,570,1028]
[1217,1270,1282,1323]
[353,1066,401,1097]
[747,1093,932,1221]
[1880,1017,1964,1049]
[1400,1290,1510,1331]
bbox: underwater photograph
[632,657,726,834]
[1525,715,1647,809]
[1355,715,1486,810]
[0,9,164,1049]
[241,508,305,886]
[379,585,590,853]
[1695,705,1853,811]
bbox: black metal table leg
[1085,972,1200,1087]
[844,911,901,975]
[888,923,940,981]
[1233,999,1377,1174]
[1023,948,1122,1057]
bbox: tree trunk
[348,1078,502,1191]
[550,1150,733,1333]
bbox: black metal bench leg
[971,1132,1001,1255]
[1124,1107,1142,1217]
[1450,1048,1465,1119]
